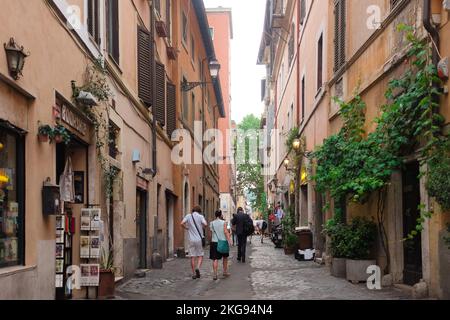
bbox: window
[166,82,176,138]
[301,76,305,122]
[191,93,195,127]
[288,23,295,66]
[166,0,172,41]
[137,26,153,107]
[87,0,100,45]
[209,27,214,40]
[155,62,166,126]
[182,11,188,45]
[317,33,323,91]
[334,0,346,72]
[390,0,401,9]
[106,0,120,63]
[182,76,189,121]
[0,125,24,268]
[154,0,161,15]
[300,0,306,25]
[108,121,120,159]
[191,35,195,62]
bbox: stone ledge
[0,265,36,278]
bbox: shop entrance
[136,188,147,269]
[402,161,423,286]
[55,137,88,300]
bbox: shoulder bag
[212,221,229,254]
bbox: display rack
[55,205,74,300]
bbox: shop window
[108,121,120,160]
[0,126,24,268]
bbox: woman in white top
[209,210,232,280]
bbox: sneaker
[195,269,201,279]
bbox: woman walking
[209,210,232,281]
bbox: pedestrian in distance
[231,213,237,246]
[231,207,254,263]
[181,205,207,279]
[209,210,232,280]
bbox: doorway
[166,191,175,258]
[402,161,422,285]
[136,189,147,269]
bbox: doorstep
[394,283,414,297]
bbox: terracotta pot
[98,270,115,299]
[54,135,63,144]
[38,134,49,143]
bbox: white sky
[204,0,267,123]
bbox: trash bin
[295,227,313,250]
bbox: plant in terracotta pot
[38,124,53,143]
[52,125,71,145]
[345,217,377,283]
[282,212,297,255]
[98,247,116,299]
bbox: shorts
[188,240,204,257]
[209,242,229,260]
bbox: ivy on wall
[313,25,449,246]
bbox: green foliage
[236,114,266,214]
[324,217,377,260]
[38,124,53,136]
[73,58,112,102]
[52,125,72,145]
[445,224,450,249]
[313,25,448,240]
[282,209,297,248]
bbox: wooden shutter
[107,0,120,63]
[87,0,100,44]
[334,0,346,72]
[155,62,166,126]
[166,83,176,138]
[137,26,153,106]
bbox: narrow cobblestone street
[116,240,411,300]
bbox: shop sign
[56,103,88,136]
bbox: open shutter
[137,26,153,106]
[166,83,176,138]
[155,62,166,126]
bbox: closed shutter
[137,26,153,106]
[334,0,346,72]
[390,0,400,9]
[166,83,176,138]
[155,62,166,126]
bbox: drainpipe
[151,1,158,180]
[423,0,440,65]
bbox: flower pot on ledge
[38,134,49,143]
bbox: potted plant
[98,247,116,299]
[345,217,377,283]
[282,211,297,255]
[52,125,71,145]
[323,217,349,278]
[38,124,53,143]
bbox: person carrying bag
[209,210,232,280]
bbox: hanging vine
[313,24,449,260]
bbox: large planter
[330,258,347,278]
[346,259,377,283]
[98,270,115,299]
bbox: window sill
[0,265,36,278]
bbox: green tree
[235,114,266,214]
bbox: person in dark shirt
[231,207,253,263]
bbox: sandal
[223,273,231,278]
[192,274,197,279]
[213,274,218,281]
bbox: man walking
[181,205,207,279]
[231,207,253,263]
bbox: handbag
[59,157,75,203]
[212,221,229,254]
[191,214,206,247]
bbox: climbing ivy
[313,25,448,244]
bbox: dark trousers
[237,234,247,261]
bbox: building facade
[258,0,450,298]
[0,0,223,300]
[206,7,236,222]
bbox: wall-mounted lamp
[4,38,29,80]
[283,158,290,168]
[292,138,301,151]
[181,59,221,92]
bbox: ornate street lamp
[182,59,221,92]
[292,138,301,151]
[4,38,29,80]
[283,158,290,169]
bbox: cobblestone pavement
[116,240,411,300]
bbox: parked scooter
[271,224,283,248]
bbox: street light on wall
[292,138,301,151]
[4,38,29,80]
[181,59,221,92]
